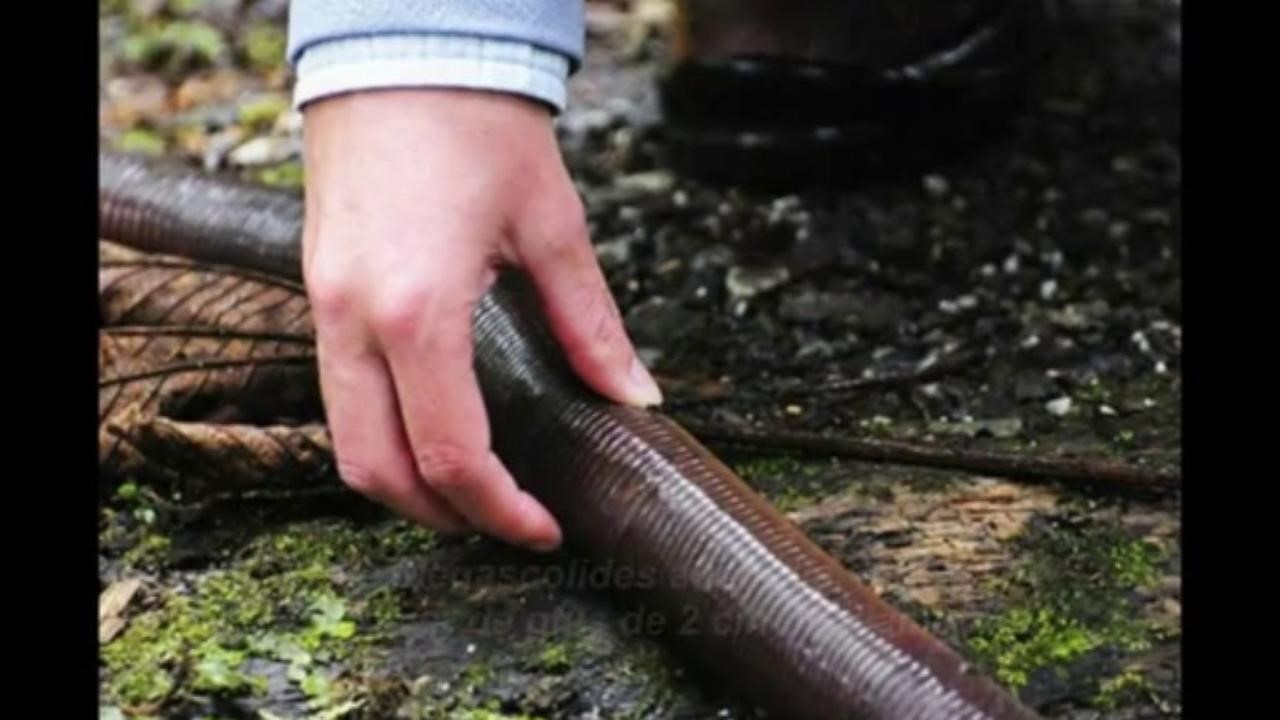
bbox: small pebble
[614,169,675,195]
[1131,330,1152,354]
[1079,207,1109,228]
[922,174,950,198]
[1112,155,1139,175]
[1040,280,1058,301]
[228,135,299,166]
[726,266,790,301]
[1099,404,1118,417]
[1045,396,1073,417]
[785,404,803,416]
[593,238,631,269]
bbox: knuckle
[306,268,357,324]
[369,284,432,338]
[413,442,475,492]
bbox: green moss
[257,161,305,190]
[242,23,287,71]
[167,0,203,15]
[101,519,435,713]
[120,20,226,73]
[769,485,817,513]
[122,533,172,570]
[460,661,492,691]
[1094,668,1156,710]
[534,642,572,673]
[113,129,166,156]
[734,455,829,511]
[238,95,289,132]
[966,515,1166,696]
[969,608,1104,689]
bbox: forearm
[287,1,585,112]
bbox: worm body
[99,151,1041,720]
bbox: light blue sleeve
[287,1,585,112]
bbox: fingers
[309,279,471,535]
[515,196,663,408]
[373,273,563,552]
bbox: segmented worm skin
[99,151,1042,720]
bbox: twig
[681,422,1181,492]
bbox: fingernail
[627,356,664,407]
[521,493,562,552]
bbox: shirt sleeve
[286,1,585,112]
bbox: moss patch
[241,23,288,72]
[257,160,304,190]
[733,455,832,511]
[966,511,1170,701]
[101,519,435,716]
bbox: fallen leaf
[99,578,144,644]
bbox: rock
[1014,371,1055,402]
[852,294,908,334]
[614,169,675,196]
[128,0,166,20]
[185,0,242,30]
[593,238,632,270]
[272,109,304,136]
[1078,207,1109,228]
[175,69,252,111]
[228,135,300,166]
[102,74,171,128]
[558,108,615,137]
[725,266,790,301]
[778,288,860,324]
[922,174,950,198]
[795,339,835,361]
[247,0,290,21]
[691,245,735,271]
[927,417,1024,439]
[1045,396,1074,417]
[624,296,699,347]
[202,126,245,171]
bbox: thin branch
[681,422,1181,493]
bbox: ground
[99,1,1181,718]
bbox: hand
[301,89,662,551]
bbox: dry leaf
[100,577,144,644]
[100,241,312,336]
[96,235,356,495]
[118,418,334,493]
